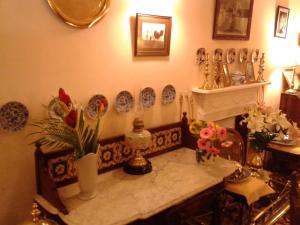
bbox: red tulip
[59,88,71,106]
[64,110,77,128]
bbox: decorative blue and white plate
[0,101,29,132]
[48,97,65,120]
[140,87,156,108]
[162,85,176,105]
[86,94,108,119]
[115,91,134,113]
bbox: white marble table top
[37,148,237,225]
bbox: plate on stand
[0,101,29,132]
[86,94,108,119]
[140,87,156,108]
[162,85,176,104]
[271,139,296,146]
[48,97,66,120]
[115,91,134,113]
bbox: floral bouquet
[240,103,299,152]
[30,88,104,160]
[189,120,228,162]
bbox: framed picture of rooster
[135,13,172,56]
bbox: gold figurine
[257,53,265,82]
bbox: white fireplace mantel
[191,82,270,122]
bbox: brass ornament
[257,53,265,82]
[21,203,58,225]
[47,0,110,28]
[201,53,212,90]
[212,48,224,89]
[124,118,152,174]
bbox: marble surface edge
[52,148,237,225]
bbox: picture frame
[135,13,172,56]
[274,6,290,38]
[212,0,254,40]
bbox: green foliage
[250,131,276,151]
[29,109,100,160]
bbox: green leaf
[29,106,101,160]
[78,109,84,135]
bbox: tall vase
[247,140,265,178]
[76,152,98,200]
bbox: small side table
[266,139,300,174]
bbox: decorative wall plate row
[115,85,176,113]
[47,85,176,118]
[48,94,109,120]
[0,101,29,132]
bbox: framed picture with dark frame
[274,6,290,38]
[212,0,254,40]
[135,13,172,56]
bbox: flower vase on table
[249,150,264,169]
[77,152,98,200]
[247,146,266,179]
[189,120,228,164]
[30,88,105,200]
[195,148,217,165]
[246,132,275,179]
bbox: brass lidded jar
[124,117,152,174]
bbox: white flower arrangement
[242,104,298,137]
[241,104,299,150]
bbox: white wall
[1,0,299,224]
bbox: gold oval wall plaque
[47,0,110,28]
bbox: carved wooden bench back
[37,122,183,187]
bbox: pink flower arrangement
[197,122,227,156]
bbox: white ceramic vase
[76,152,98,200]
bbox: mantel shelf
[191,81,271,121]
[192,81,271,94]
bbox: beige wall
[1,0,300,224]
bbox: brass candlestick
[257,53,265,82]
[201,53,212,90]
[212,48,224,89]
